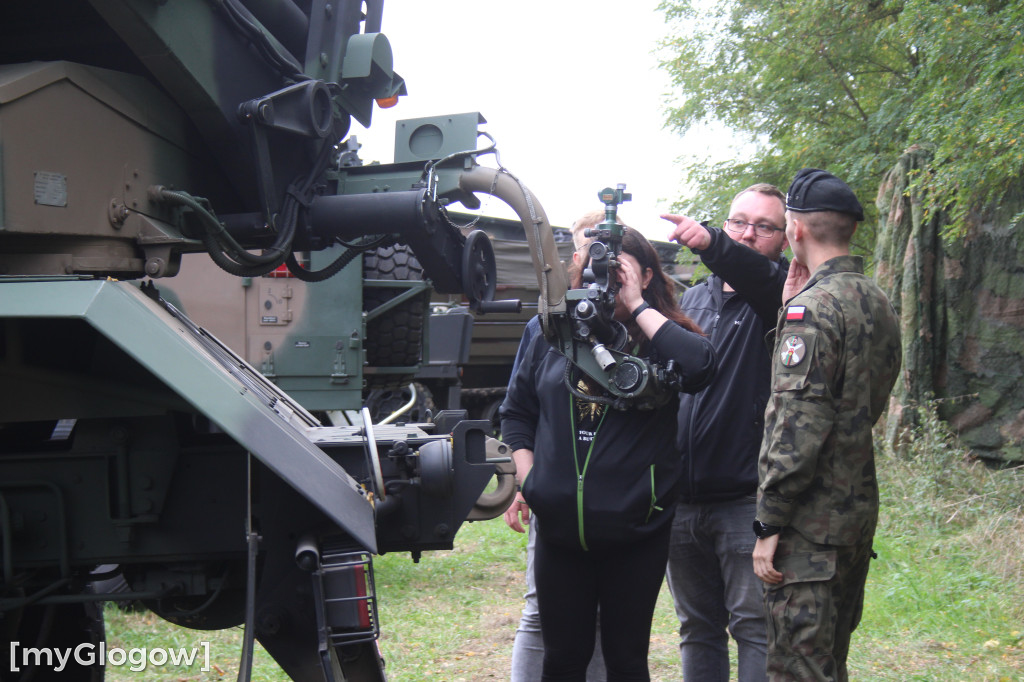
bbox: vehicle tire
[478,395,505,439]
[366,382,436,424]
[362,245,428,390]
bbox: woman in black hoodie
[501,227,716,681]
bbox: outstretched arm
[662,213,711,251]
[664,214,787,322]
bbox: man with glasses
[660,184,789,682]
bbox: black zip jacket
[677,227,789,503]
[501,320,716,550]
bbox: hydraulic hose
[456,167,567,313]
[152,186,292,277]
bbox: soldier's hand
[783,259,811,303]
[753,536,783,584]
[662,214,711,251]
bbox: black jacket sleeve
[694,227,789,324]
[649,320,717,394]
[499,332,543,453]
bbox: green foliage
[658,0,1024,239]
[858,402,1024,678]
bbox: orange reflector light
[376,95,400,109]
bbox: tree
[658,0,1024,248]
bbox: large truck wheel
[362,245,428,390]
[366,382,436,424]
[478,395,504,439]
[461,389,507,438]
[4,603,105,681]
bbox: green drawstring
[646,465,663,522]
[569,394,608,551]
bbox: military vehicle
[152,147,581,435]
[0,2,698,680]
[0,1,557,680]
[157,206,578,435]
[158,203,687,437]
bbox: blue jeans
[511,518,606,682]
[665,495,768,682]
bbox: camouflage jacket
[757,255,901,546]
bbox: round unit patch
[780,335,806,367]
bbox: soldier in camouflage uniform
[751,169,902,682]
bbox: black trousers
[535,523,671,682]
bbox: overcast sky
[352,0,719,241]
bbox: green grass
[101,607,284,681]
[372,523,683,681]
[844,403,1024,681]
[105,403,1024,680]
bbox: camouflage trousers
[762,530,874,682]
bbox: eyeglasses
[723,218,785,239]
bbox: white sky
[352,0,718,241]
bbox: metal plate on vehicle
[33,171,67,206]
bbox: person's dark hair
[571,226,702,337]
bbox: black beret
[786,168,864,221]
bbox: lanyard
[568,394,609,488]
[569,393,608,550]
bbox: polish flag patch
[786,305,806,321]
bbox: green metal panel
[394,112,486,163]
[255,247,366,410]
[0,277,377,551]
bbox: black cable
[562,360,620,409]
[153,129,334,274]
[154,130,347,279]
[154,188,291,276]
[285,234,392,282]
[421,132,500,184]
[219,0,307,82]
[285,248,355,282]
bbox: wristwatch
[752,519,782,539]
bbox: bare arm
[503,448,534,533]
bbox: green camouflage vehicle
[0,2,553,680]
[158,208,579,434]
